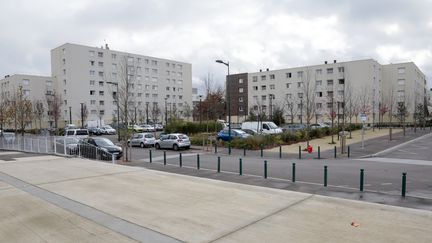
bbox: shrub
[165,120,223,135]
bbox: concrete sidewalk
[0,152,431,242]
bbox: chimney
[266,68,269,71]
[101,45,104,49]
[5,75,10,78]
[334,60,337,63]
[260,69,262,72]
[105,44,109,50]
[324,61,328,64]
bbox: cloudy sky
[1,0,431,90]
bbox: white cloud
[384,23,400,35]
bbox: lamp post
[69,106,72,124]
[199,95,203,124]
[300,98,303,124]
[164,97,168,126]
[216,59,230,139]
[106,81,120,141]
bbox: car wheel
[173,144,179,151]
[155,143,160,149]
[140,142,145,148]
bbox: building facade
[227,59,427,124]
[51,43,192,127]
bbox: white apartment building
[51,43,192,126]
[228,59,427,124]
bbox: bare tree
[0,90,8,132]
[151,103,161,123]
[284,94,298,124]
[34,100,45,131]
[14,86,33,136]
[46,91,63,135]
[300,68,316,145]
[385,85,396,140]
[182,102,192,121]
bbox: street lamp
[198,95,203,124]
[164,97,168,126]
[106,81,120,141]
[215,59,230,138]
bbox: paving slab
[0,188,135,243]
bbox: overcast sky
[1,0,431,91]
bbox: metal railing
[0,135,117,163]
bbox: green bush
[165,120,223,135]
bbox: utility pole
[146,102,149,124]
[69,106,72,124]
[80,103,84,129]
[300,98,303,124]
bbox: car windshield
[145,134,154,138]
[234,130,246,135]
[268,122,278,129]
[178,135,188,139]
[95,138,115,146]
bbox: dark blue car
[217,129,250,141]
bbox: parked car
[217,129,251,141]
[140,124,156,132]
[282,124,307,133]
[0,132,16,143]
[65,129,89,139]
[241,121,283,134]
[79,137,123,160]
[310,123,326,129]
[241,129,258,136]
[55,137,80,155]
[154,123,164,131]
[155,133,190,150]
[88,127,103,135]
[128,133,156,148]
[100,125,116,135]
[128,125,144,133]
[64,124,77,131]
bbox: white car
[100,125,116,135]
[141,124,156,132]
[128,133,156,148]
[155,133,190,151]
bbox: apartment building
[51,43,192,126]
[227,59,427,124]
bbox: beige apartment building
[0,43,193,130]
[227,59,427,124]
[51,43,192,127]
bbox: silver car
[155,133,190,151]
[128,133,156,148]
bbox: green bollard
[360,169,364,191]
[217,156,221,173]
[197,154,200,170]
[260,145,263,157]
[348,146,351,158]
[334,146,337,158]
[163,151,166,165]
[264,160,268,179]
[228,142,231,155]
[324,166,328,187]
[279,145,282,159]
[402,172,407,197]
[243,146,246,157]
[239,158,243,176]
[149,150,152,163]
[298,146,301,159]
[318,146,321,159]
[179,153,182,167]
[292,163,296,182]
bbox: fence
[0,135,116,163]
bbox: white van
[241,121,283,135]
[65,129,89,139]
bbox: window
[269,84,275,90]
[338,67,344,73]
[239,88,244,93]
[98,71,104,77]
[99,81,104,87]
[23,79,30,85]
[270,74,275,79]
[298,93,303,98]
[151,60,158,65]
[297,82,303,88]
[152,77,158,82]
[286,72,292,78]
[253,76,258,82]
[99,100,105,106]
[239,97,244,102]
[179,95,183,100]
[297,71,303,78]
[137,58,142,64]
[398,67,405,74]
[89,51,95,57]
[166,87,170,91]
[90,70,95,76]
[327,68,333,74]
[63,89,66,95]
[112,73,117,79]
[90,80,95,85]
[152,69,158,74]
[98,62,103,67]
[152,94,158,98]
[138,93,142,97]
[327,102,333,108]
[398,79,405,85]
[63,79,66,85]
[177,64,182,70]
[166,71,170,76]
[90,100,96,105]
[152,85,158,90]
[90,90,95,95]
[316,92,323,97]
[239,106,244,112]
[297,104,302,109]
[327,91,334,97]
[98,52,103,58]
[145,59,149,64]
[145,85,150,90]
[286,83,291,88]
[338,90,344,96]
[23,90,30,96]
[112,54,117,59]
[338,79,345,85]
[177,72,182,77]
[99,110,105,116]
[62,58,66,65]
[166,62,170,68]
[261,85,267,90]
[262,95,267,101]
[99,91,104,96]
[90,61,95,66]
[63,69,66,75]
[316,69,322,75]
[46,80,52,87]
[286,93,292,99]
[327,80,333,86]
[316,103,322,109]
[261,75,266,81]
[253,86,258,91]
[316,80,322,86]
[239,78,243,84]
[145,68,149,73]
